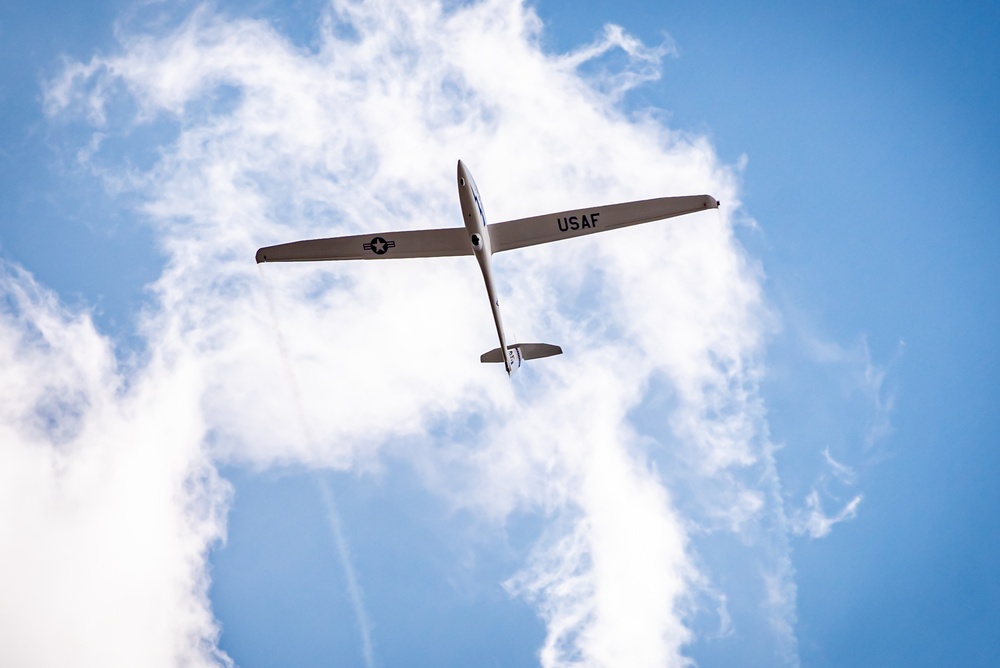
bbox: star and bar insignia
[363,236,396,255]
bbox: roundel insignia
[363,236,395,255]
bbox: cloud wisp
[0,0,875,665]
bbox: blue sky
[1,1,998,667]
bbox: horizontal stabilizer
[481,342,563,364]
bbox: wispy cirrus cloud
[791,489,863,539]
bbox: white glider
[256,161,719,376]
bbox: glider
[256,160,719,376]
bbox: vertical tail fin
[507,346,522,376]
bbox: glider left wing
[256,226,473,263]
[488,194,719,254]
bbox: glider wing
[487,195,718,254]
[256,227,473,263]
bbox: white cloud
[558,23,678,100]
[4,1,812,666]
[791,490,863,540]
[0,263,231,668]
[823,446,858,485]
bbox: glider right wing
[487,195,719,254]
[256,227,473,263]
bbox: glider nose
[457,159,468,186]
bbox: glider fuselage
[457,160,514,374]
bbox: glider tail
[480,343,563,374]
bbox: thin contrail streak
[317,478,376,668]
[257,266,376,668]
